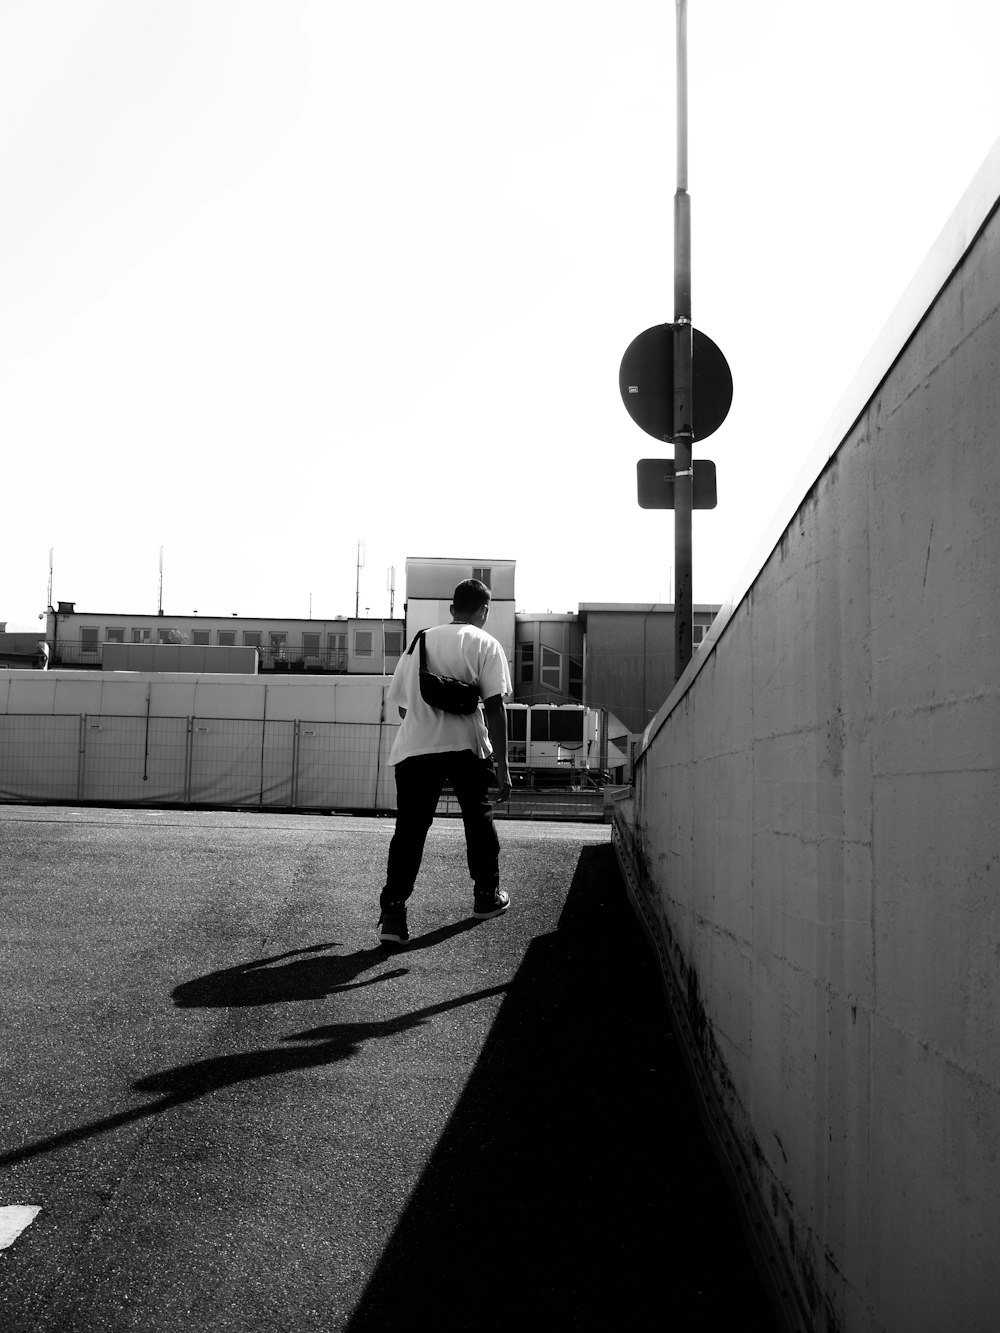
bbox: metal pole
[77,714,87,802]
[672,0,694,681]
[291,718,301,809]
[184,716,194,805]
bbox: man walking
[377,578,513,945]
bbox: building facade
[579,603,720,734]
[45,603,404,676]
[402,557,516,671]
[511,613,584,706]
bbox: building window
[81,626,99,654]
[105,628,125,643]
[384,630,403,657]
[540,646,561,690]
[472,566,491,588]
[302,633,320,655]
[158,629,174,644]
[355,631,373,657]
[329,633,347,652]
[269,632,287,661]
[568,656,583,701]
[693,624,706,647]
[518,642,534,683]
[132,628,152,644]
[192,630,211,646]
[244,631,262,648]
[218,631,235,646]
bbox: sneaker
[473,889,510,920]
[378,905,409,945]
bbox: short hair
[452,578,491,615]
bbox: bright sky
[3,0,1000,629]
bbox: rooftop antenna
[158,546,164,616]
[47,547,54,612]
[355,540,365,617]
[387,565,396,618]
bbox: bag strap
[406,630,428,669]
[407,628,475,688]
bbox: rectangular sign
[637,459,717,510]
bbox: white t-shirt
[386,622,512,765]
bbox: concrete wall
[615,139,1000,1332]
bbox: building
[39,572,721,740]
[578,603,720,734]
[400,561,720,732]
[511,612,584,706]
[403,557,515,670]
[44,603,404,676]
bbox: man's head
[450,578,491,626]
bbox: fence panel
[261,720,295,808]
[80,716,189,804]
[188,718,267,807]
[293,722,393,810]
[0,715,79,802]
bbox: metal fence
[0,713,395,810]
[0,713,609,820]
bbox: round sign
[619,323,733,442]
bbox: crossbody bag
[407,630,481,715]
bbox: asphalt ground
[0,806,778,1332]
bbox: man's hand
[482,695,511,802]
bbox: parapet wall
[615,138,1000,1333]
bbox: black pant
[380,751,500,908]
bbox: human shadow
[172,918,482,1009]
[0,982,508,1169]
[137,984,509,1099]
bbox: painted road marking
[0,1205,41,1249]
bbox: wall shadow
[345,843,779,1332]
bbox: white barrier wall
[0,671,393,721]
[0,672,399,811]
[616,141,1000,1332]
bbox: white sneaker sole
[473,899,510,920]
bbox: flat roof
[405,556,516,565]
[578,603,722,614]
[48,611,403,625]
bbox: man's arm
[482,694,512,801]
